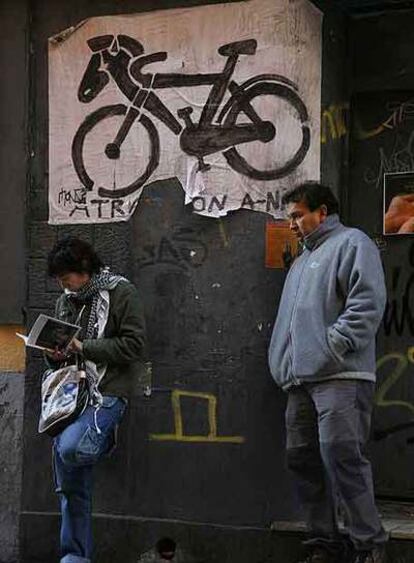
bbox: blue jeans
[53,396,126,563]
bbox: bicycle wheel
[222,81,310,181]
[72,104,160,199]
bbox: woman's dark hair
[47,237,103,277]
[282,182,339,215]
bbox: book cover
[17,314,81,352]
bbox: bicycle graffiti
[72,34,311,200]
[48,0,322,224]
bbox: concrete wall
[17,1,348,562]
[347,9,414,499]
[0,1,28,561]
[0,372,24,563]
[319,4,349,201]
[14,2,414,560]
[0,0,27,324]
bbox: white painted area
[48,0,322,224]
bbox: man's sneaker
[297,546,342,563]
[353,546,387,563]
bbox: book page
[18,314,80,351]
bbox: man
[136,537,202,562]
[268,183,387,563]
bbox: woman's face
[56,272,91,292]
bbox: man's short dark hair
[282,182,339,215]
[156,537,176,559]
[47,237,103,277]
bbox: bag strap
[73,305,86,371]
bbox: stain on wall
[0,327,26,372]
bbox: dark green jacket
[54,280,149,398]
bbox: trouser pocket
[75,397,126,464]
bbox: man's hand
[384,194,414,233]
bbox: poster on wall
[384,171,414,235]
[48,0,322,224]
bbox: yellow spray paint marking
[407,347,414,364]
[356,99,414,141]
[217,219,229,248]
[149,389,245,444]
[375,350,414,415]
[320,103,349,144]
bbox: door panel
[350,91,414,497]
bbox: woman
[46,237,147,563]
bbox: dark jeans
[286,379,387,552]
[53,396,126,563]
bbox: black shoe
[352,546,387,563]
[297,546,343,563]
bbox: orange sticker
[265,221,298,269]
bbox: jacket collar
[303,214,341,251]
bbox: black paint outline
[72,35,311,199]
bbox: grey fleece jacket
[268,214,386,391]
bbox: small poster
[265,221,298,269]
[384,172,414,235]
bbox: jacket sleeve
[327,237,386,360]
[82,283,147,365]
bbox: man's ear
[319,204,328,221]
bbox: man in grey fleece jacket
[268,183,387,563]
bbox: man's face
[286,200,328,239]
[159,552,175,561]
[56,272,91,292]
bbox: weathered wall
[347,10,414,498]
[0,372,24,563]
[319,4,349,199]
[0,1,28,561]
[0,329,26,563]
[0,0,27,324]
[0,328,25,563]
[19,1,348,562]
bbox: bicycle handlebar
[129,52,168,87]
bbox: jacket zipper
[288,252,311,386]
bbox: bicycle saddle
[218,39,257,57]
[87,34,144,57]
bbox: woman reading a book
[46,236,147,563]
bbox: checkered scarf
[70,268,127,338]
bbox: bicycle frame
[79,38,273,158]
[72,35,310,200]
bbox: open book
[16,314,81,352]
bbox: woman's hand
[44,338,83,364]
[45,347,70,362]
[68,338,83,353]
